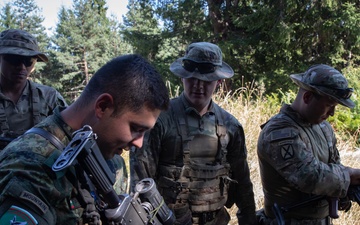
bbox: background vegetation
[1,0,360,224]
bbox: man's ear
[303,91,314,104]
[95,93,114,118]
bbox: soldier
[0,29,67,149]
[0,54,170,224]
[257,64,360,225]
[131,42,257,225]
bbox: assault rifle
[52,125,175,225]
[273,186,360,225]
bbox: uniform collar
[280,104,312,127]
[179,92,215,115]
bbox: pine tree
[49,0,129,101]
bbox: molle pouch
[171,203,192,225]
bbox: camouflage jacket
[0,107,128,225]
[131,92,256,224]
[257,104,350,220]
[0,80,67,139]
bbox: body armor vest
[157,98,230,213]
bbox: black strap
[24,127,65,150]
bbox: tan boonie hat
[170,42,234,81]
[290,64,355,108]
[0,29,48,62]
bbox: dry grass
[122,86,360,224]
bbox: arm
[227,122,257,224]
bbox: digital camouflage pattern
[0,107,129,225]
[0,107,76,224]
[257,104,350,222]
[0,80,68,143]
[107,154,128,194]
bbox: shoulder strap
[29,81,41,125]
[0,101,9,134]
[213,104,228,164]
[171,98,192,166]
[24,127,65,150]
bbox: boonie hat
[170,42,234,81]
[0,29,48,62]
[290,64,355,108]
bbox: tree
[49,0,129,101]
[0,3,17,30]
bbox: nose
[131,134,144,149]
[328,106,335,116]
[193,78,204,87]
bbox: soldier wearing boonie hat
[0,29,48,62]
[256,64,360,225]
[0,29,67,149]
[170,42,234,81]
[131,42,257,225]
[290,64,354,108]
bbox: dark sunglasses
[312,84,354,99]
[182,60,217,74]
[3,54,37,67]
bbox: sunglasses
[312,84,354,99]
[182,60,217,74]
[3,54,37,67]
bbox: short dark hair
[79,54,169,115]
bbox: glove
[338,197,352,212]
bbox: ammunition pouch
[157,163,230,213]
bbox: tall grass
[123,83,360,224]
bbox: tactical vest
[157,98,230,213]
[0,80,41,138]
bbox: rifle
[272,196,339,225]
[52,125,175,225]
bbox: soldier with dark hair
[131,42,257,225]
[0,29,67,149]
[257,64,360,225]
[0,54,170,225]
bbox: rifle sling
[24,127,65,150]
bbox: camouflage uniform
[107,154,129,195]
[0,29,67,149]
[0,80,67,141]
[132,93,256,225]
[0,107,77,224]
[257,64,354,225]
[0,107,127,225]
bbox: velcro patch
[0,205,38,225]
[20,191,48,214]
[270,128,298,142]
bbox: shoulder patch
[0,205,38,225]
[20,191,48,214]
[281,145,294,160]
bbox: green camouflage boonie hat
[169,42,234,81]
[290,64,355,108]
[0,29,48,62]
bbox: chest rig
[157,98,231,213]
[0,81,41,137]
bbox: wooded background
[1,0,359,139]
